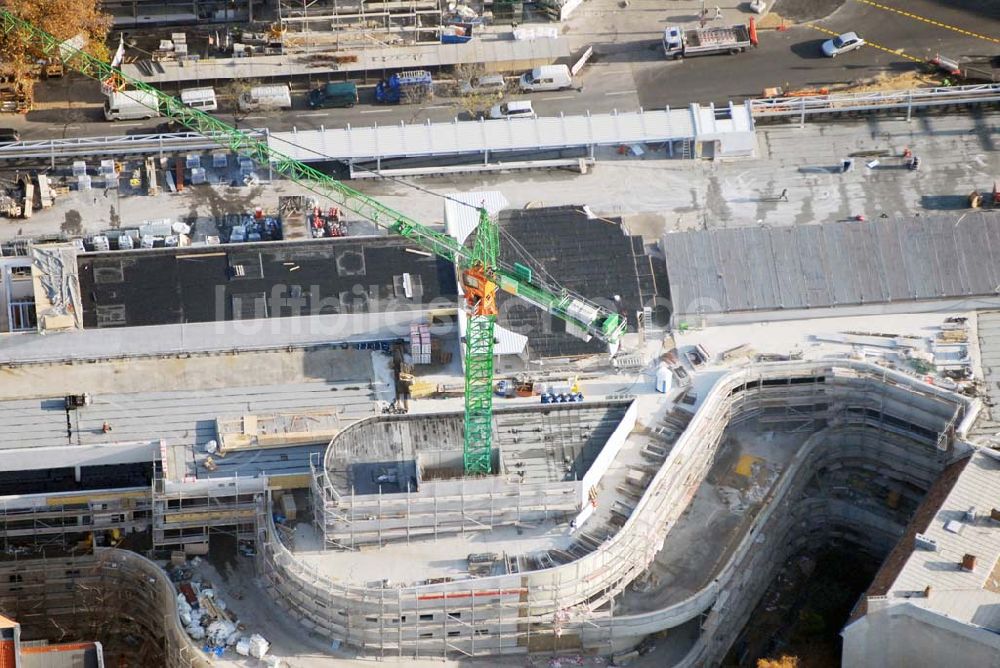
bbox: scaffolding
[258,360,977,658]
[276,0,449,52]
[0,489,151,554]
[151,460,265,553]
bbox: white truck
[104,90,160,121]
[663,24,752,60]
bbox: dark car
[308,82,359,109]
[0,128,21,142]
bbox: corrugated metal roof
[891,450,1000,601]
[269,108,701,162]
[664,214,1000,319]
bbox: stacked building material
[410,323,431,364]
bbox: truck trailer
[663,24,752,59]
[375,70,433,104]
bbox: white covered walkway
[267,101,757,169]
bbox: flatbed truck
[663,24,752,59]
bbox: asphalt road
[635,0,1000,108]
[6,0,1000,142]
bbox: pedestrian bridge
[267,101,757,174]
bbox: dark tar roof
[78,236,458,328]
[664,213,1000,318]
[497,206,661,358]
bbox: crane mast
[1,10,626,475]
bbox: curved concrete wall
[259,360,975,657]
[0,549,208,668]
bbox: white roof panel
[269,108,702,162]
[444,191,509,245]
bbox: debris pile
[167,555,271,661]
[809,316,976,395]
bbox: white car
[459,74,506,97]
[821,32,865,58]
[489,100,535,120]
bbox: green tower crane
[0,10,626,475]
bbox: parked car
[0,128,20,142]
[459,74,506,97]
[308,82,358,109]
[821,32,865,57]
[488,100,535,120]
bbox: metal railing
[751,83,1000,121]
[0,130,266,162]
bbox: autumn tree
[219,78,254,127]
[451,63,509,120]
[0,0,111,105]
[757,656,800,668]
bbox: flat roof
[77,236,458,329]
[496,206,661,358]
[664,214,1000,318]
[21,642,102,668]
[0,379,374,455]
[327,402,632,492]
[890,449,1000,599]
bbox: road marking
[806,24,924,63]
[606,90,636,96]
[855,0,1000,45]
[541,95,575,101]
[243,115,266,120]
[301,111,329,117]
[424,104,451,109]
[116,122,143,126]
[360,109,394,114]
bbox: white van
[518,65,572,92]
[237,84,292,112]
[104,90,160,121]
[180,87,218,112]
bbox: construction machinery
[0,9,626,476]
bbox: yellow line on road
[806,23,924,63]
[855,0,1000,45]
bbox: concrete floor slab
[293,521,575,587]
[619,425,806,613]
